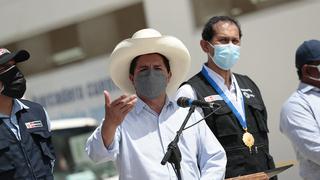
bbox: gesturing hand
[101,90,137,147]
[104,90,137,126]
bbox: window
[2,2,146,76]
[191,0,301,28]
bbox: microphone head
[177,97,191,108]
[177,96,221,109]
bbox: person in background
[175,16,276,179]
[0,48,55,179]
[86,28,226,180]
[280,39,320,180]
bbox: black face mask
[0,66,26,98]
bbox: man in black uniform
[176,16,276,179]
[0,48,55,180]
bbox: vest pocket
[28,128,52,138]
[0,141,15,173]
[39,141,55,160]
[225,147,247,177]
[255,144,276,171]
[265,151,276,170]
[29,130,55,160]
[29,130,55,177]
[247,102,269,133]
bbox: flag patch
[204,95,222,102]
[25,120,43,129]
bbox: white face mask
[302,64,320,89]
[308,64,320,80]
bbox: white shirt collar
[135,96,175,114]
[299,82,320,93]
[203,64,236,92]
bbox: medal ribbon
[201,67,247,130]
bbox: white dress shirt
[86,97,226,180]
[280,82,320,180]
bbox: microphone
[177,97,219,108]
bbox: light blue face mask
[208,42,240,70]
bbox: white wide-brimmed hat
[109,28,191,94]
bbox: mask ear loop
[0,82,4,94]
[307,65,320,81]
[0,65,16,94]
[0,65,16,75]
[206,41,215,61]
[302,65,320,88]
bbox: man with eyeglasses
[280,40,320,180]
[0,48,55,180]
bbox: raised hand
[101,90,137,146]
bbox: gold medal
[242,130,255,152]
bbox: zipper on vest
[2,122,37,179]
[18,142,38,180]
[5,124,37,180]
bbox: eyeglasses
[0,64,15,75]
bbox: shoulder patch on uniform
[25,120,43,129]
[204,95,223,102]
[241,89,255,99]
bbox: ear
[200,40,211,53]
[301,65,310,81]
[301,65,309,76]
[167,71,172,83]
[129,74,134,84]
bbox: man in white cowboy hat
[86,28,226,180]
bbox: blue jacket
[0,99,55,180]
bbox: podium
[225,164,293,180]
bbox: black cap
[0,48,30,65]
[296,40,320,69]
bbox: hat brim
[109,36,191,95]
[0,50,30,65]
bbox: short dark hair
[202,16,242,41]
[129,53,171,75]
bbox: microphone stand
[161,105,196,180]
